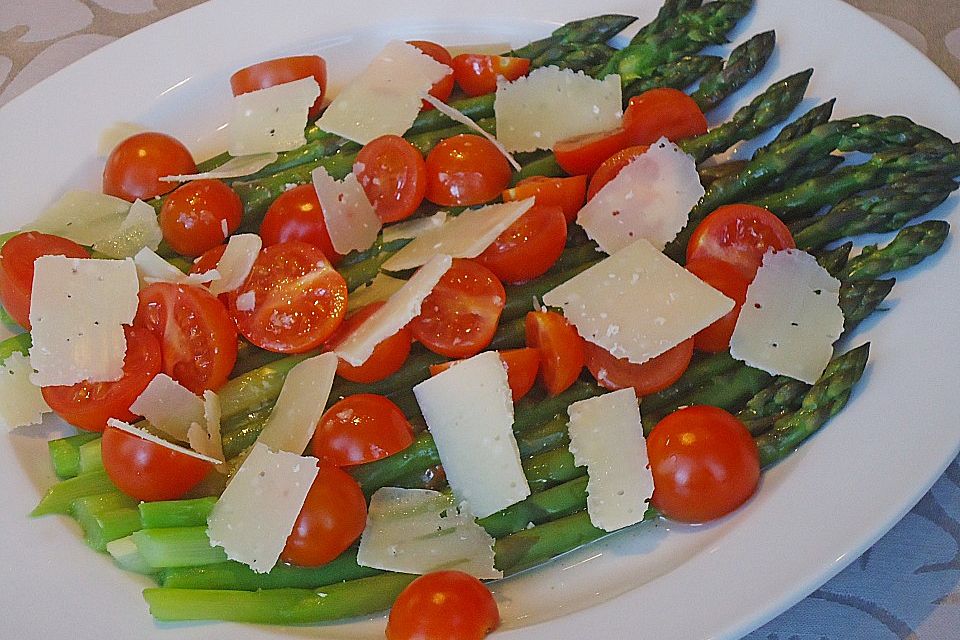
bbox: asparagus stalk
[624,54,724,98]
[510,14,639,62]
[631,0,704,42]
[48,432,100,479]
[139,497,217,529]
[843,220,950,282]
[31,469,117,517]
[690,30,776,112]
[754,99,836,157]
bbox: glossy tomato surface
[159,179,242,257]
[102,131,196,202]
[386,570,500,640]
[477,204,567,284]
[259,183,342,265]
[355,135,427,223]
[312,394,414,467]
[328,301,412,383]
[424,134,512,206]
[230,55,327,118]
[686,203,796,280]
[585,338,694,397]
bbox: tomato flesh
[312,394,414,467]
[584,338,694,397]
[502,175,587,223]
[685,258,750,352]
[430,347,540,402]
[103,132,196,202]
[686,203,796,280]
[424,134,512,206]
[622,88,708,146]
[329,301,412,384]
[386,570,500,640]
[230,55,327,119]
[259,183,343,265]
[452,53,530,96]
[407,41,455,109]
[477,204,567,284]
[525,311,585,396]
[355,135,427,223]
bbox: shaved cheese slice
[730,249,844,384]
[133,247,220,287]
[208,234,261,295]
[93,199,163,259]
[577,139,703,253]
[106,418,222,464]
[0,351,51,430]
[346,273,406,316]
[422,94,520,171]
[382,199,534,272]
[207,442,319,573]
[335,254,451,366]
[495,67,622,152]
[311,167,382,255]
[568,388,652,532]
[317,41,450,144]
[256,352,338,454]
[29,257,139,386]
[543,239,734,365]
[413,351,529,518]
[160,153,278,182]
[357,488,500,579]
[97,121,146,157]
[188,390,224,463]
[28,191,129,245]
[381,211,447,244]
[129,373,204,441]
[235,290,256,311]
[228,77,321,156]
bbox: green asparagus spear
[624,54,724,98]
[511,14,639,62]
[842,220,950,282]
[690,30,776,112]
[753,99,836,157]
[632,0,704,42]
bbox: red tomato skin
[354,135,427,223]
[553,127,631,177]
[101,426,212,502]
[312,394,414,467]
[259,184,343,265]
[230,55,327,119]
[329,302,412,384]
[477,204,567,284]
[42,326,162,432]
[502,175,587,223]
[524,311,585,396]
[686,203,796,280]
[622,88,708,146]
[429,347,540,402]
[386,570,500,640]
[159,179,243,257]
[0,231,90,329]
[647,405,761,523]
[424,135,513,206]
[586,144,650,201]
[584,338,694,397]
[452,53,530,96]
[685,258,750,353]
[407,41,455,109]
[103,132,196,202]
[281,464,368,566]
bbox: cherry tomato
[135,282,238,394]
[0,231,89,329]
[328,301,412,383]
[524,310,585,396]
[159,179,242,257]
[259,183,343,266]
[622,88,708,146]
[452,53,530,96]
[230,55,327,119]
[311,394,414,467]
[101,425,212,502]
[647,405,760,523]
[429,347,540,402]
[281,463,367,566]
[553,127,631,177]
[410,259,505,359]
[586,144,650,201]
[502,175,587,223]
[386,570,500,640]
[103,132,196,202]
[354,135,427,223]
[407,41,455,109]
[685,258,750,352]
[584,338,694,397]
[41,326,162,432]
[477,204,567,284]
[228,242,347,354]
[424,134,512,206]
[686,203,796,280]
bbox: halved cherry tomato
[228,242,347,354]
[410,259,505,358]
[584,337,694,397]
[387,570,500,640]
[135,282,238,394]
[354,135,427,223]
[311,394,414,467]
[328,301,412,383]
[101,425,212,502]
[586,144,650,201]
[159,179,242,257]
[553,127,631,177]
[622,88,708,146]
[424,134,512,206]
[685,258,750,352]
[451,53,530,96]
[647,405,760,523]
[230,55,327,119]
[429,347,540,401]
[477,204,567,284]
[103,132,196,202]
[502,175,587,222]
[407,41,455,109]
[686,203,796,280]
[41,326,162,432]
[0,231,89,329]
[190,243,227,276]
[525,310,585,396]
[259,183,343,265]
[281,463,367,566]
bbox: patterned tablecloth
[1,1,959,638]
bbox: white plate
[1,0,958,638]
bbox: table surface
[1,1,958,639]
